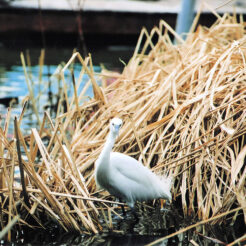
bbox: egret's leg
[119,198,126,216]
[121,204,126,216]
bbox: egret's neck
[99,131,117,163]
[95,130,117,189]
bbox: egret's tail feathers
[159,175,173,201]
[161,175,173,188]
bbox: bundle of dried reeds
[0,12,246,239]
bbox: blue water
[0,63,99,135]
[1,64,101,99]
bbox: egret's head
[110,118,123,136]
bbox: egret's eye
[112,123,115,126]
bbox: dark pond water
[1,203,242,246]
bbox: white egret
[95,117,172,211]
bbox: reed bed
[0,12,246,241]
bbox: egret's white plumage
[95,117,172,208]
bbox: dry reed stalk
[0,10,246,239]
[20,52,41,126]
[0,215,20,240]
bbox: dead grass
[0,11,245,242]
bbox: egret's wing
[110,152,154,185]
[109,152,172,203]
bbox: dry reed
[0,11,245,242]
